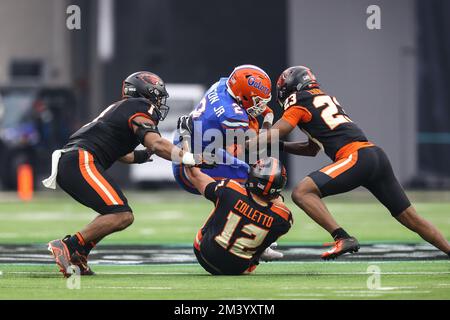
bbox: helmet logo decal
[138,73,161,86]
[247,76,271,96]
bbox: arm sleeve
[281,106,312,127]
[204,180,227,202]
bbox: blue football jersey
[190,78,250,153]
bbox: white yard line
[2,270,449,276]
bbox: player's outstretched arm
[184,166,215,196]
[246,118,294,153]
[131,116,196,165]
[119,150,153,164]
[281,139,321,157]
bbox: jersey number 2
[215,212,269,260]
[313,96,352,130]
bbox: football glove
[133,149,153,164]
[177,115,193,138]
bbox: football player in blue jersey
[173,65,275,194]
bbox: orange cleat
[321,237,360,260]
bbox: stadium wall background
[0,0,448,188]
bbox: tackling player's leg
[291,177,360,260]
[292,145,450,260]
[396,206,450,255]
[48,149,134,277]
[363,148,450,256]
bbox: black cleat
[321,237,360,260]
[70,251,95,276]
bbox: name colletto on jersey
[196,179,292,267]
[281,88,368,161]
[66,98,159,169]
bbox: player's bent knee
[395,206,429,230]
[291,177,319,206]
[396,205,416,221]
[115,211,134,230]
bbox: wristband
[181,152,196,166]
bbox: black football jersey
[66,98,159,169]
[199,179,292,269]
[282,88,368,160]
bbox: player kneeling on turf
[185,157,293,275]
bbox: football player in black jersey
[251,66,450,260]
[185,157,292,275]
[45,71,204,277]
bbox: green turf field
[0,190,449,245]
[0,262,449,299]
[0,190,449,300]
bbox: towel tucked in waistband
[42,147,78,189]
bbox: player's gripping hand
[193,153,217,169]
[177,115,193,138]
[133,149,154,163]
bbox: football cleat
[48,238,74,278]
[260,242,284,262]
[321,237,360,260]
[48,236,95,277]
[70,251,95,276]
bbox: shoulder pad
[271,203,293,223]
[125,98,160,123]
[225,179,247,195]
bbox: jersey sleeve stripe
[128,112,154,129]
[221,120,249,128]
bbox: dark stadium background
[0,0,448,190]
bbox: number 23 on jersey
[285,93,352,130]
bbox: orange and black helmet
[276,66,319,107]
[245,157,287,199]
[226,65,272,117]
[122,71,170,121]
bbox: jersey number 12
[215,211,269,260]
